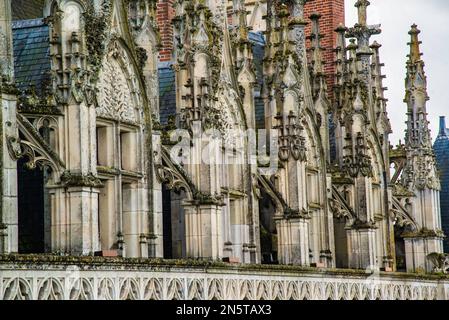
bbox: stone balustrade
[1,255,449,300]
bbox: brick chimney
[156,0,175,62]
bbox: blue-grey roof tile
[250,32,265,129]
[158,64,177,125]
[434,116,449,251]
[12,19,51,94]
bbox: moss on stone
[1,254,448,280]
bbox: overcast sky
[345,0,449,145]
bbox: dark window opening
[18,157,46,253]
[162,184,172,259]
[395,226,407,272]
[333,217,348,269]
[259,189,278,264]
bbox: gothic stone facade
[0,0,448,300]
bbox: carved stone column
[0,0,18,253]
[404,235,444,273]
[51,173,102,255]
[122,182,149,258]
[276,215,310,266]
[68,186,100,254]
[345,176,378,270]
[404,237,425,273]
[42,2,102,255]
[0,90,18,254]
[150,131,163,258]
[184,202,224,260]
[347,226,377,270]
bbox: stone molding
[0,256,448,300]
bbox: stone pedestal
[276,217,310,266]
[122,183,149,258]
[184,204,223,260]
[405,237,444,272]
[51,186,100,255]
[347,228,377,270]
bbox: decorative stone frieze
[0,256,448,300]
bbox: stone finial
[408,24,422,64]
[335,23,348,55]
[355,0,370,26]
[347,38,358,51]
[346,0,380,53]
[309,12,322,21]
[370,40,381,50]
[335,23,348,34]
[290,0,309,18]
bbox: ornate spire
[232,0,248,41]
[309,13,324,75]
[347,38,358,83]
[370,41,387,102]
[287,0,308,64]
[237,0,249,42]
[334,23,348,84]
[333,23,348,111]
[308,13,326,98]
[404,24,431,149]
[220,15,237,88]
[370,41,391,134]
[405,24,428,102]
[127,0,158,30]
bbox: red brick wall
[304,0,345,99]
[157,0,175,62]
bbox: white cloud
[345,0,449,145]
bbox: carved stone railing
[1,255,449,300]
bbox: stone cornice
[0,254,448,281]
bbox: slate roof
[434,116,449,251]
[12,19,51,94]
[158,62,176,125]
[157,32,267,128]
[12,0,45,21]
[250,32,266,130]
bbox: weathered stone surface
[0,0,445,299]
[0,255,449,300]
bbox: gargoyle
[427,252,449,274]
